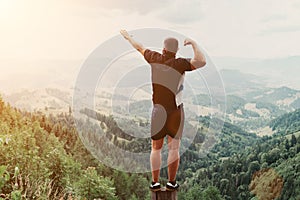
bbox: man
[120,29,206,191]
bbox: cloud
[256,0,300,35]
[261,14,287,23]
[1,0,300,61]
[73,0,172,14]
[156,0,206,24]
[72,0,205,24]
[260,25,300,35]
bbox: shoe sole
[166,187,178,191]
[150,188,161,192]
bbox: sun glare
[0,0,14,12]
[0,0,17,19]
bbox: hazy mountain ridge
[2,88,72,113]
[1,68,299,135]
[213,55,300,90]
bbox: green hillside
[1,95,300,199]
[90,98,300,199]
[0,97,150,200]
[270,109,300,135]
[178,109,300,200]
[255,87,298,103]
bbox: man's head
[163,37,178,54]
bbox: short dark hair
[164,37,178,53]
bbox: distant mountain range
[1,57,299,136]
[2,70,299,136]
[213,55,300,90]
[1,55,299,93]
[2,88,72,113]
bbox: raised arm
[120,29,146,55]
[184,38,206,69]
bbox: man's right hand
[120,29,145,55]
[120,29,131,40]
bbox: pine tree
[291,134,297,147]
[285,139,290,150]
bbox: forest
[1,95,300,199]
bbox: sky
[0,0,300,91]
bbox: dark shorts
[151,104,184,140]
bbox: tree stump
[151,187,177,200]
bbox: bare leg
[167,136,180,182]
[150,138,164,182]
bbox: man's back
[144,49,192,110]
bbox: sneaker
[149,182,161,191]
[166,181,179,191]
